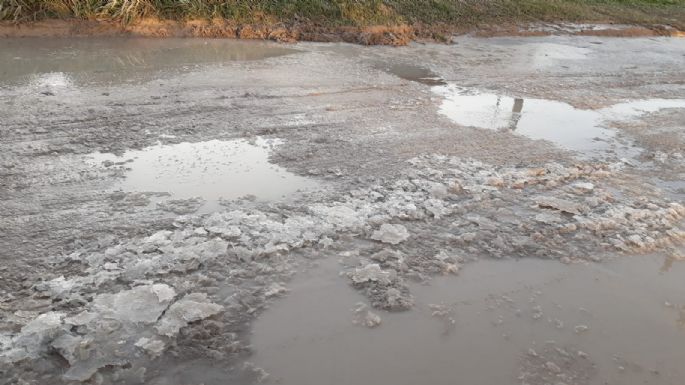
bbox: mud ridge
[0,19,682,45]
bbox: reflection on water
[0,38,299,86]
[30,72,73,89]
[251,256,685,385]
[88,138,318,213]
[435,85,685,156]
[381,63,446,86]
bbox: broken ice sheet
[92,284,176,324]
[156,293,223,337]
[349,264,393,285]
[134,337,166,358]
[370,223,410,244]
[5,154,685,383]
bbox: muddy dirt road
[0,36,684,385]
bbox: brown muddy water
[251,255,685,385]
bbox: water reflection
[88,138,318,213]
[0,38,299,86]
[381,63,447,86]
[435,84,685,156]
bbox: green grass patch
[1,0,684,29]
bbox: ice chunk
[352,303,382,328]
[134,337,166,358]
[51,333,89,365]
[92,284,176,324]
[64,311,98,326]
[370,248,403,263]
[43,276,76,297]
[424,198,451,218]
[349,264,392,285]
[310,204,364,229]
[370,224,410,245]
[207,225,242,238]
[155,293,223,337]
[145,230,172,246]
[264,283,288,298]
[383,287,414,310]
[3,312,66,363]
[571,182,595,194]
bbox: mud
[0,35,684,385]
[1,19,682,45]
[0,19,415,46]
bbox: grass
[1,0,684,30]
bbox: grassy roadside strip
[0,0,683,42]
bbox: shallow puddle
[251,255,685,385]
[89,138,318,213]
[0,38,298,86]
[434,84,685,157]
[380,63,446,86]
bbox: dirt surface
[0,35,684,385]
[1,19,683,44]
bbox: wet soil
[0,35,683,385]
[1,19,682,45]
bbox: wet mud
[0,35,684,385]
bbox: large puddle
[250,255,685,385]
[380,64,685,158]
[89,138,318,213]
[434,84,685,158]
[0,38,298,86]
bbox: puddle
[88,138,318,213]
[380,63,446,86]
[250,255,685,385]
[435,84,685,158]
[0,38,298,86]
[529,43,591,68]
